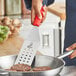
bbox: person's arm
[21,0,26,15]
[66,43,76,59]
[21,0,31,15]
[31,0,47,24]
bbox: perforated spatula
[15,6,44,66]
[15,27,40,66]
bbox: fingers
[35,8,42,19]
[21,0,27,15]
[31,7,35,24]
[34,4,42,19]
[31,4,42,24]
[66,43,76,59]
[31,7,42,24]
[31,0,47,25]
[26,9,31,15]
[69,50,76,59]
[41,6,47,23]
[66,43,76,51]
[31,0,43,24]
[31,6,47,25]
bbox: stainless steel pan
[0,50,74,76]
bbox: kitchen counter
[0,16,42,56]
[0,12,60,57]
[60,66,76,76]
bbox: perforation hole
[18,62,20,64]
[28,58,30,60]
[26,55,27,56]
[21,57,23,58]
[23,60,25,62]
[27,61,29,63]
[29,55,31,57]
[24,57,26,59]
[30,53,32,54]
[19,60,21,61]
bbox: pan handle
[0,71,9,76]
[57,50,74,59]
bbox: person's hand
[66,43,76,59]
[22,0,31,15]
[31,0,47,24]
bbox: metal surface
[58,50,74,59]
[0,50,73,76]
[60,66,76,76]
[15,26,40,66]
[0,71,9,76]
[0,55,64,76]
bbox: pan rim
[0,65,64,73]
[0,54,65,73]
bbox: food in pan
[10,64,31,71]
[32,66,51,71]
[6,64,31,72]
[6,64,51,72]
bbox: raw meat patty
[10,64,31,71]
[33,66,51,71]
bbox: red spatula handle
[33,1,44,27]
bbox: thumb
[34,1,42,19]
[35,7,42,19]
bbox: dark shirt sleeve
[46,0,54,6]
[64,0,76,66]
[24,0,54,9]
[43,0,54,6]
[24,0,32,10]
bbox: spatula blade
[15,26,40,66]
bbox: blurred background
[0,0,66,57]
